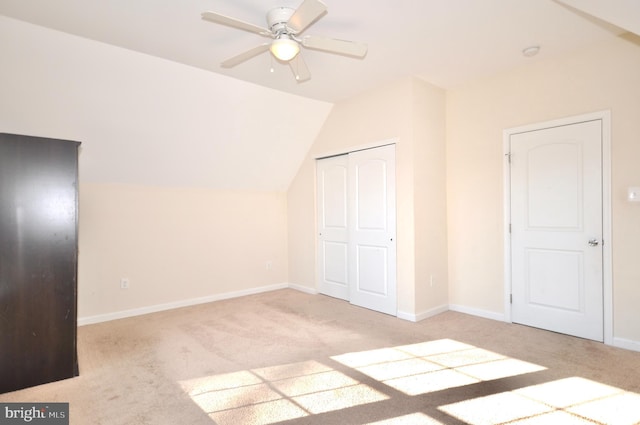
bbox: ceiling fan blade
[221,44,270,68]
[202,11,270,36]
[302,35,367,58]
[287,0,327,34]
[289,54,311,82]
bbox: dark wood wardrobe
[0,133,80,393]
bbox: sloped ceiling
[554,0,640,37]
[0,0,629,103]
[0,15,332,191]
[0,1,635,191]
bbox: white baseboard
[448,305,640,353]
[448,304,506,322]
[287,282,318,295]
[449,305,640,353]
[612,337,640,353]
[79,291,640,353]
[78,283,290,326]
[398,304,449,322]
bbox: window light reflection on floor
[178,338,635,425]
[332,338,546,396]
[439,377,640,424]
[179,359,389,424]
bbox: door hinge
[510,294,513,304]
[505,152,511,163]
[509,223,511,233]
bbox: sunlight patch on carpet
[179,339,553,424]
[207,398,308,425]
[252,360,333,381]
[439,376,640,424]
[179,359,388,424]
[293,384,389,414]
[385,368,480,396]
[332,338,546,396]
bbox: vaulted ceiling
[0,0,633,103]
[1,1,637,191]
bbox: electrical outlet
[120,278,130,290]
[265,261,273,271]
[430,275,434,287]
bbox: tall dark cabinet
[0,133,80,393]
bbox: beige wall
[446,36,640,342]
[287,77,448,317]
[5,13,639,346]
[413,81,449,314]
[0,16,323,321]
[79,184,288,318]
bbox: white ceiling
[0,0,630,103]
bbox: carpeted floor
[2,289,640,424]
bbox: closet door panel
[316,155,350,300]
[348,145,397,315]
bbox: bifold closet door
[316,144,397,315]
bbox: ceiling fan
[201,0,367,82]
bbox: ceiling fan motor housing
[267,7,295,34]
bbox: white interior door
[348,145,397,315]
[510,120,603,341]
[316,144,397,315]
[317,154,349,300]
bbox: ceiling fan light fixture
[270,35,300,61]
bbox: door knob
[588,239,599,247]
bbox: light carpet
[2,289,640,425]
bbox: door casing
[503,111,612,345]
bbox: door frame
[503,111,612,345]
